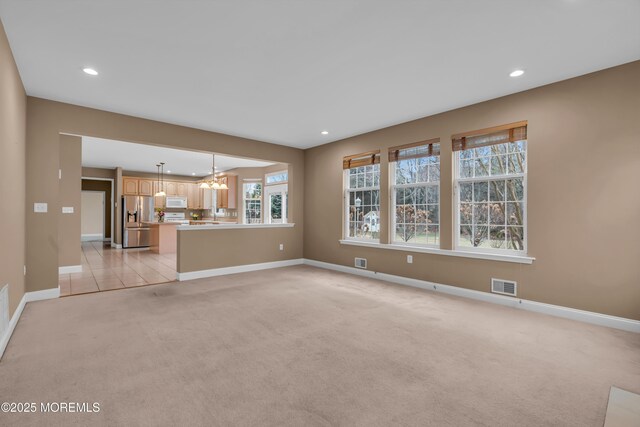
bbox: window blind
[452,121,527,152]
[388,138,440,162]
[343,151,380,170]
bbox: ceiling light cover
[510,69,525,77]
[321,131,329,135]
[83,67,98,76]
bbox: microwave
[165,196,187,208]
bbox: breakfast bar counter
[143,222,178,254]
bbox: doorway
[264,184,288,224]
[81,191,105,241]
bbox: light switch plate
[407,255,413,264]
[62,206,74,214]
[34,203,48,213]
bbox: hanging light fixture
[154,162,166,197]
[200,154,228,190]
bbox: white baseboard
[177,259,304,281]
[111,243,122,249]
[303,259,640,334]
[81,234,104,242]
[58,265,82,274]
[0,286,59,361]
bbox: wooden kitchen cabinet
[216,175,237,209]
[165,181,178,196]
[177,182,189,197]
[187,183,202,209]
[202,186,214,210]
[153,181,165,208]
[226,175,237,209]
[138,179,153,196]
[123,177,138,195]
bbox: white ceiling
[1,1,639,149]
[82,136,275,176]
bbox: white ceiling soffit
[81,136,275,176]
[1,1,639,149]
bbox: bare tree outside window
[457,140,526,251]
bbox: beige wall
[225,163,289,223]
[0,18,26,317]
[304,61,640,320]
[82,168,116,242]
[81,179,112,239]
[81,192,105,236]
[177,227,300,273]
[58,134,82,267]
[26,98,304,292]
[123,170,200,182]
[82,167,116,180]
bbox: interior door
[265,184,288,224]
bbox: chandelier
[199,154,228,190]
[154,162,166,197]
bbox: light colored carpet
[0,265,638,426]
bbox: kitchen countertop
[142,221,179,226]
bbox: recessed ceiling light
[510,69,525,77]
[321,131,329,135]
[191,172,196,175]
[167,170,172,173]
[83,67,98,76]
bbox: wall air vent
[491,278,517,296]
[354,258,367,269]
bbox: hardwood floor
[58,241,177,296]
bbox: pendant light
[154,162,166,197]
[200,154,228,190]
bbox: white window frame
[265,170,288,185]
[343,164,381,242]
[242,181,263,224]
[389,159,440,248]
[264,183,288,224]
[453,143,528,255]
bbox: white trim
[82,176,115,245]
[302,259,639,333]
[111,242,122,249]
[264,183,288,224]
[25,287,60,303]
[338,239,535,264]
[177,258,304,281]
[389,158,441,247]
[177,223,295,231]
[58,265,82,274]
[1,287,59,360]
[453,142,528,255]
[81,233,104,242]
[264,170,288,185]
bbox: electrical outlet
[62,206,74,214]
[279,244,284,251]
[407,255,413,264]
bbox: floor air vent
[354,258,367,269]
[491,278,517,296]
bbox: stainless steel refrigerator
[122,196,154,248]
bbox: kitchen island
[144,222,178,254]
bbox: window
[343,151,380,240]
[265,170,288,185]
[265,184,288,224]
[390,139,440,246]
[243,181,262,224]
[453,122,527,253]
